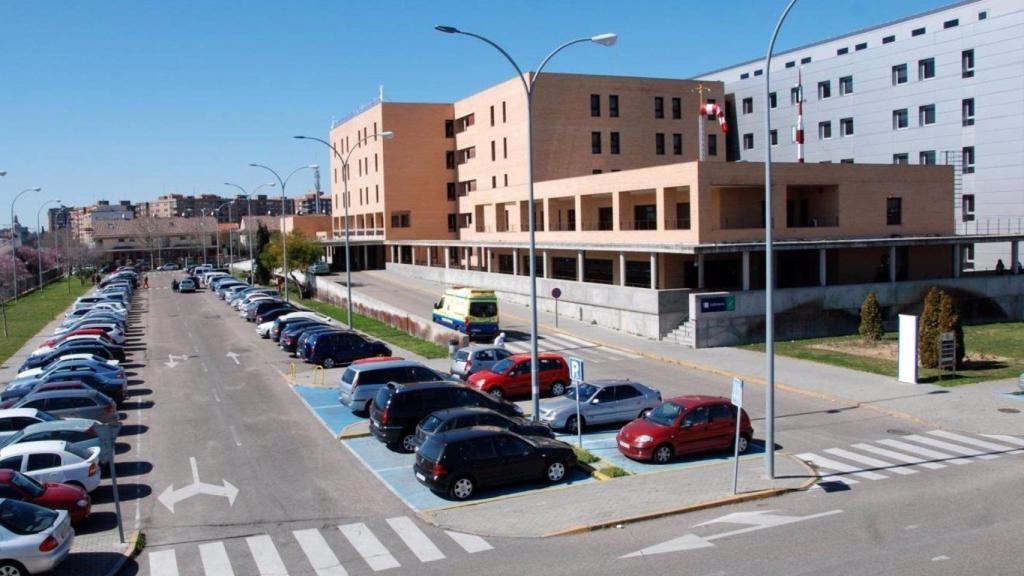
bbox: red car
[0,469,91,524]
[465,353,570,399]
[616,395,753,464]
[42,328,114,348]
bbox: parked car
[0,410,60,443]
[294,325,342,358]
[157,263,180,271]
[413,427,576,500]
[13,356,124,384]
[338,359,457,414]
[247,300,289,322]
[278,320,328,350]
[3,372,126,405]
[414,406,553,449]
[616,395,754,464]
[178,278,196,293]
[0,470,91,524]
[369,381,523,452]
[0,440,102,492]
[538,379,662,433]
[450,345,513,380]
[254,305,297,326]
[1,419,112,466]
[465,353,570,399]
[32,339,125,363]
[19,345,117,373]
[14,389,118,426]
[307,262,330,275]
[306,331,391,368]
[0,498,74,574]
[267,312,333,340]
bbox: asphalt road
[120,271,1024,575]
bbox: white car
[0,499,74,575]
[256,311,332,337]
[0,441,102,493]
[0,410,61,443]
[51,323,125,344]
[236,294,273,312]
[30,335,111,357]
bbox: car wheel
[449,476,475,501]
[639,408,652,419]
[737,434,750,454]
[653,444,673,464]
[401,433,418,453]
[550,381,567,396]
[0,561,27,576]
[488,387,504,399]
[566,415,584,434]
[322,357,336,369]
[545,460,567,483]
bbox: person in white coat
[493,332,506,348]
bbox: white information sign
[898,314,919,384]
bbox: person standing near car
[493,332,506,348]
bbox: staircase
[663,319,696,347]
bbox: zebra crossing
[798,430,1024,489]
[503,332,641,364]
[144,516,492,575]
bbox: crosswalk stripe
[852,443,947,470]
[199,542,235,576]
[982,434,1024,448]
[386,517,445,563]
[445,531,493,553]
[247,535,289,576]
[539,335,580,350]
[294,528,348,576]
[797,453,888,480]
[929,430,1023,455]
[901,434,999,460]
[595,346,642,359]
[565,348,608,364]
[339,523,401,571]
[876,439,972,465]
[505,341,529,353]
[823,448,917,475]
[543,333,593,347]
[150,550,179,576]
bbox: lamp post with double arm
[213,200,235,267]
[36,199,61,289]
[294,132,395,329]
[248,164,316,301]
[11,187,42,302]
[224,182,275,284]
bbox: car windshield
[1,430,26,447]
[418,437,445,462]
[341,368,356,385]
[566,383,599,401]
[469,302,498,317]
[646,402,684,427]
[65,444,92,460]
[36,411,58,422]
[490,359,514,374]
[420,414,443,433]
[0,499,57,535]
[10,471,45,497]
[454,350,470,362]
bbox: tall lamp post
[0,171,7,336]
[762,0,799,478]
[224,182,275,284]
[436,25,617,420]
[248,164,316,301]
[35,199,61,289]
[11,187,42,302]
[295,132,395,329]
[198,210,209,266]
[213,200,235,267]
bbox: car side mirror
[590,398,600,404]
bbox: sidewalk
[350,270,1024,436]
[423,454,813,538]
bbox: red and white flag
[700,103,729,134]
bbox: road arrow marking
[226,351,240,365]
[158,457,239,513]
[620,509,843,559]
[164,354,190,368]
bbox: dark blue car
[306,331,391,369]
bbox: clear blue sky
[1,0,952,226]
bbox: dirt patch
[810,340,1010,364]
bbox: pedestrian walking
[171,279,179,292]
[143,275,149,289]
[493,332,506,348]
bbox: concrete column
[888,245,897,283]
[363,245,369,270]
[742,251,751,291]
[1012,241,1019,275]
[819,248,827,287]
[486,249,492,273]
[697,253,705,289]
[952,244,961,278]
[655,187,667,231]
[513,249,519,276]
[650,252,658,290]
[427,247,432,267]
[577,250,585,281]
[543,251,550,278]
[619,252,626,286]
[574,195,583,231]
[444,246,450,269]
[612,191,621,231]
[464,247,470,270]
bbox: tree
[858,292,883,342]
[937,291,966,369]
[918,287,943,368]
[253,224,272,285]
[258,230,322,276]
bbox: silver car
[0,499,74,575]
[450,345,513,379]
[338,360,457,414]
[538,379,662,432]
[14,389,118,426]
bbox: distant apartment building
[697,0,1024,267]
[90,216,217,265]
[295,191,329,215]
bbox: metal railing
[960,217,1024,236]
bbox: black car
[293,325,341,357]
[246,299,286,322]
[414,406,553,449]
[305,331,391,368]
[50,339,126,362]
[369,381,524,452]
[413,426,577,500]
[276,319,323,344]
[19,345,117,372]
[279,322,330,353]
[255,305,296,326]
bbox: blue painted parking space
[343,436,594,512]
[555,429,764,475]
[294,385,363,436]
[1002,391,1024,402]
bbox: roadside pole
[551,287,561,328]
[569,357,584,448]
[731,377,744,495]
[99,425,125,543]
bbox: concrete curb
[575,461,613,482]
[101,529,143,576]
[338,423,372,440]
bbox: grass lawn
[741,322,1024,386]
[299,297,448,359]
[0,279,91,366]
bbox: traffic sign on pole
[731,377,744,495]
[569,357,584,447]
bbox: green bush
[599,465,630,478]
[918,287,942,368]
[572,446,600,465]
[858,292,883,342]
[937,291,966,369]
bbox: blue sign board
[700,295,735,313]
[568,357,584,382]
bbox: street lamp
[436,25,617,420]
[213,200,236,267]
[36,199,61,289]
[199,209,210,265]
[248,164,316,301]
[224,182,275,284]
[11,187,42,302]
[762,0,799,478]
[295,132,395,329]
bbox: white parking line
[199,542,235,576]
[852,443,947,470]
[294,528,348,576]
[339,523,401,571]
[823,448,916,475]
[149,550,179,576]
[386,516,445,563]
[229,425,243,447]
[247,535,290,576]
[445,531,493,553]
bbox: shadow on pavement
[113,460,153,477]
[120,400,154,411]
[74,511,121,535]
[128,388,152,398]
[53,552,129,576]
[91,482,152,504]
[117,424,149,436]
